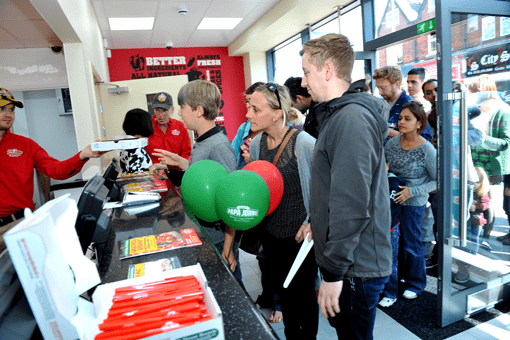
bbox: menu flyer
[128,257,182,279]
[119,228,202,260]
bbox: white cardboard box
[4,195,224,340]
[91,137,148,151]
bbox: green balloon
[215,170,270,230]
[181,160,229,222]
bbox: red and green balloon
[181,160,284,230]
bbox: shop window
[386,8,400,31]
[482,16,496,41]
[375,0,428,38]
[501,17,510,36]
[342,6,363,51]
[273,36,304,85]
[311,16,339,39]
[427,0,435,13]
[386,43,404,65]
[428,34,437,56]
[467,14,479,33]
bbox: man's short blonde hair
[373,66,403,85]
[177,80,222,120]
[300,33,354,83]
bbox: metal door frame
[436,0,510,327]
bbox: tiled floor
[238,249,510,340]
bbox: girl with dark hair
[119,108,154,173]
[383,101,437,302]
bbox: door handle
[459,91,468,247]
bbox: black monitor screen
[75,174,109,253]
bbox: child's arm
[222,226,237,272]
[152,149,190,170]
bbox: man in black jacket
[301,34,392,340]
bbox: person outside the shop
[0,87,106,252]
[145,92,191,168]
[151,80,241,283]
[373,66,432,143]
[301,33,392,340]
[231,82,264,170]
[468,75,510,245]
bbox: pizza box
[91,137,148,151]
[4,195,224,340]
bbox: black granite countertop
[98,187,278,340]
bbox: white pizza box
[91,137,148,151]
[4,195,224,340]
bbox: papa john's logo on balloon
[226,206,259,221]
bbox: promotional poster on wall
[108,47,246,140]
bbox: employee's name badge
[7,148,23,157]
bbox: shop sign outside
[465,43,510,77]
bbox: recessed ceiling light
[197,18,243,30]
[109,17,155,30]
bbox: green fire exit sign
[417,18,436,34]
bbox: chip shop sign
[466,44,510,77]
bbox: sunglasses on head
[265,83,282,110]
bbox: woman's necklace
[400,135,420,150]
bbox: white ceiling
[0,0,355,55]
[91,0,281,49]
[0,0,62,49]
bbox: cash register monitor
[75,174,110,254]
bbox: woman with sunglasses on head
[246,83,318,339]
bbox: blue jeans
[399,205,427,295]
[328,276,388,340]
[382,224,400,299]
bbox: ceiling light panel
[109,17,155,30]
[197,18,243,30]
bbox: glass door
[437,0,510,327]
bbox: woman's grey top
[250,130,316,226]
[385,135,437,207]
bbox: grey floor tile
[374,308,398,329]
[317,314,338,339]
[484,312,510,332]
[243,273,263,292]
[467,321,510,340]
[240,262,256,277]
[372,322,421,340]
[444,331,481,340]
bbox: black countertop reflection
[98,187,278,340]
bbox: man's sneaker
[402,290,418,300]
[378,297,397,308]
[426,257,438,269]
[497,233,510,241]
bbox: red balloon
[243,160,284,216]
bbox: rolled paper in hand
[283,233,313,288]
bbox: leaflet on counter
[128,257,182,279]
[119,228,202,260]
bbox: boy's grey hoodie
[310,90,392,282]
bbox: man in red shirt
[145,92,191,168]
[0,87,105,252]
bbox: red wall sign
[108,47,247,141]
